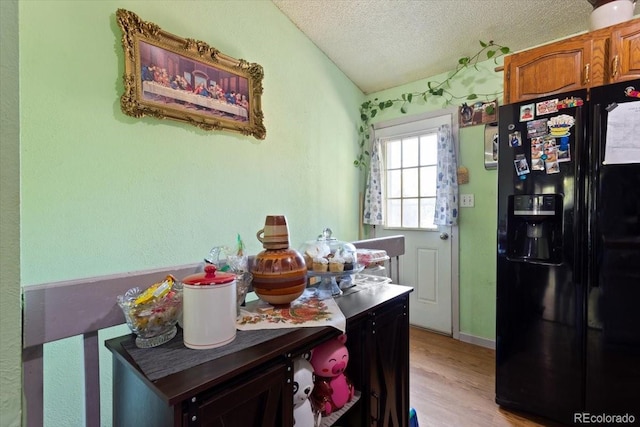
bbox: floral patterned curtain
[363,137,383,225]
[434,124,459,226]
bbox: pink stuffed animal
[310,334,355,416]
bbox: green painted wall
[0,1,21,426]
[364,57,503,341]
[16,1,363,425]
[457,124,499,339]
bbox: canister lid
[181,265,235,285]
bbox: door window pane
[402,168,419,198]
[387,169,402,198]
[420,198,436,229]
[420,134,438,165]
[386,199,402,228]
[383,128,440,230]
[386,139,402,170]
[402,198,419,228]
[402,137,419,168]
[420,166,437,197]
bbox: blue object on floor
[409,407,419,427]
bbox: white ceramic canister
[589,0,636,31]
[181,264,237,350]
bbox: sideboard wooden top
[105,283,413,405]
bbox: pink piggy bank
[310,334,355,416]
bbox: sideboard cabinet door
[340,294,410,427]
[186,361,291,427]
[367,296,410,427]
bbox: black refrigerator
[496,80,640,426]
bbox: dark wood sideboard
[105,283,413,427]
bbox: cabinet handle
[583,63,590,85]
[371,392,380,421]
[612,55,619,79]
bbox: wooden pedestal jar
[251,248,307,305]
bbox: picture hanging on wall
[459,99,498,127]
[116,9,266,139]
[484,122,499,169]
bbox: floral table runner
[237,288,346,333]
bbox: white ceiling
[272,0,633,94]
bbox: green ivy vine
[354,40,510,170]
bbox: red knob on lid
[181,264,235,285]
[204,264,217,277]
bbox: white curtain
[434,124,459,226]
[363,136,384,225]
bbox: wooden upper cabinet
[610,18,640,82]
[504,38,592,103]
[503,18,640,104]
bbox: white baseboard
[458,332,495,350]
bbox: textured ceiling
[272,0,634,94]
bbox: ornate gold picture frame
[116,9,265,139]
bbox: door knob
[440,232,449,240]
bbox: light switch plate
[460,194,475,208]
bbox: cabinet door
[504,38,592,104]
[336,316,367,425]
[367,297,410,427]
[610,19,640,83]
[188,362,291,427]
[340,295,410,427]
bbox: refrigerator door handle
[587,104,600,289]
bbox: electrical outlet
[460,194,475,208]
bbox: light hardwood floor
[409,326,566,427]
